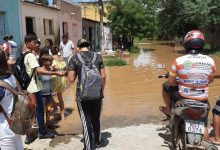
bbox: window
[26,17,34,34]
[72,24,77,37]
[0,12,5,35]
[43,19,54,35]
[62,22,68,34]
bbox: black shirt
[68,51,105,99]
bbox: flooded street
[50,42,220,146]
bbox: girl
[51,46,67,119]
[45,39,53,55]
[0,48,23,150]
[39,54,54,126]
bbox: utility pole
[98,0,104,55]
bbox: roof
[71,0,109,3]
[62,0,81,7]
[22,0,60,10]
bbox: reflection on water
[133,49,157,68]
[58,42,220,135]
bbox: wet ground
[46,42,220,147]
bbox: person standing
[60,34,74,63]
[67,39,106,150]
[23,34,65,144]
[0,48,23,150]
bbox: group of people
[0,33,106,150]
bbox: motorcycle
[157,64,218,150]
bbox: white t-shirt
[0,75,17,140]
[60,40,74,58]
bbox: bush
[104,57,127,66]
[127,46,140,54]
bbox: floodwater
[50,42,220,146]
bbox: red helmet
[184,30,205,52]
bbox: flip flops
[211,139,220,146]
[159,106,171,117]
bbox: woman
[0,48,23,150]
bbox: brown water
[50,42,220,146]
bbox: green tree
[107,0,155,47]
[34,0,48,5]
[157,0,220,49]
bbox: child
[45,39,53,55]
[39,54,54,126]
[0,48,24,150]
[51,46,67,119]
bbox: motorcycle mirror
[157,64,166,69]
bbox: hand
[54,71,66,77]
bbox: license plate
[185,120,205,134]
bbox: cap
[77,39,91,48]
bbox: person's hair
[0,49,9,75]
[51,46,59,55]
[62,34,68,39]
[39,47,49,66]
[40,54,53,66]
[24,34,38,43]
[45,39,53,46]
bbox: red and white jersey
[170,54,216,100]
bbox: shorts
[42,95,52,104]
[212,97,220,116]
[163,81,183,103]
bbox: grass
[127,46,140,54]
[104,57,127,66]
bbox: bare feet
[212,139,220,145]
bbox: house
[60,0,82,46]
[0,0,23,49]
[20,0,61,47]
[72,0,112,51]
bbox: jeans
[35,91,47,135]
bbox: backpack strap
[0,80,18,125]
[91,52,97,64]
[77,53,86,65]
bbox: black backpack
[13,52,35,90]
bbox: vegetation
[127,46,140,54]
[34,0,48,5]
[156,0,220,49]
[107,0,157,47]
[104,57,127,66]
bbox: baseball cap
[77,39,91,48]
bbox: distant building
[60,0,82,46]
[0,0,22,49]
[20,0,61,47]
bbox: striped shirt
[170,54,215,100]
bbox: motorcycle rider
[160,30,216,141]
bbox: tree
[107,0,155,48]
[157,0,220,49]
[34,0,48,5]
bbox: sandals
[211,139,220,146]
[159,106,171,117]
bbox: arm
[100,68,106,92]
[36,67,65,76]
[67,71,77,83]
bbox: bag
[13,52,35,90]
[0,80,35,135]
[77,52,102,101]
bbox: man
[67,39,106,150]
[23,34,65,143]
[161,30,216,140]
[60,34,74,63]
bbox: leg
[90,100,102,144]
[212,98,220,144]
[57,92,65,119]
[0,135,23,150]
[77,101,93,150]
[35,92,47,135]
[161,82,172,115]
[203,127,210,141]
[213,114,220,144]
